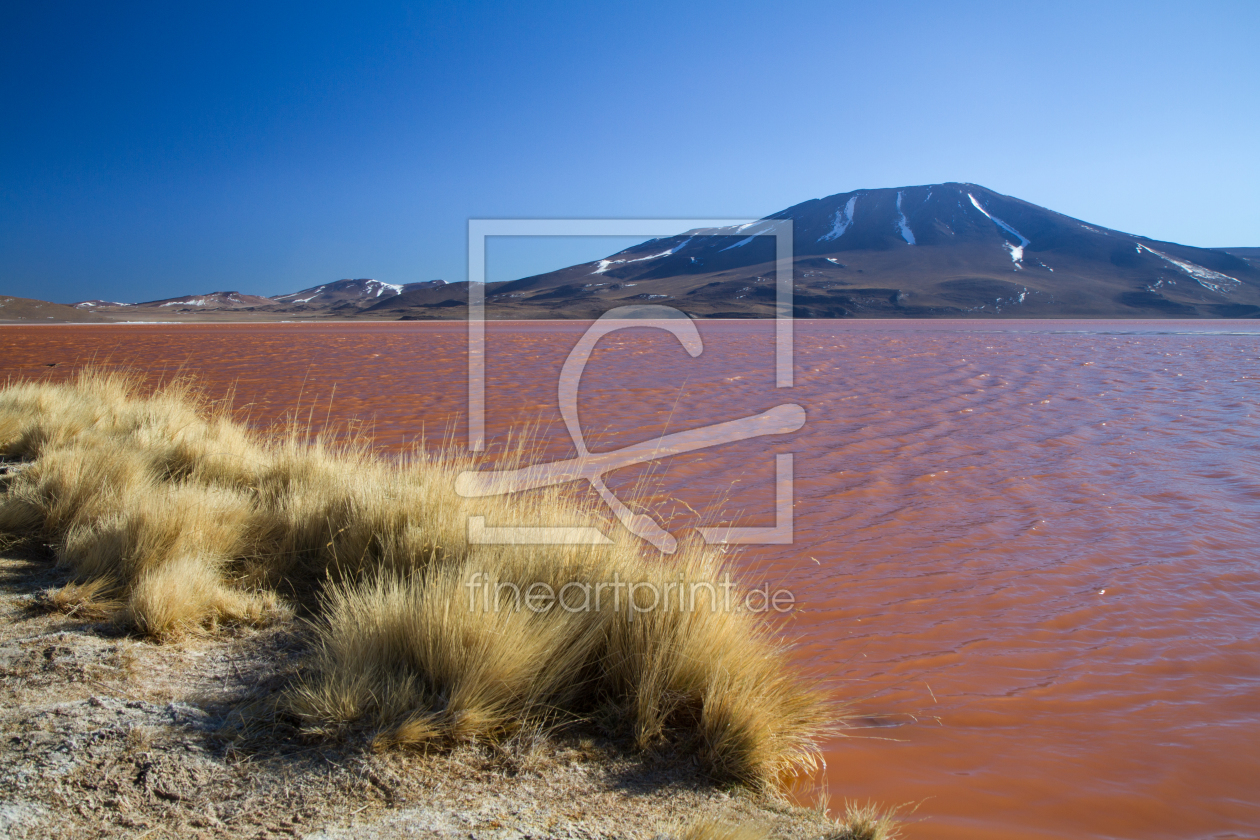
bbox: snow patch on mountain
[288,285,327,304]
[666,236,693,254]
[720,234,758,252]
[819,196,858,242]
[968,194,1029,265]
[633,237,693,261]
[895,192,916,245]
[1137,244,1241,294]
[720,223,777,252]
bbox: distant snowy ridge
[159,293,248,307]
[74,300,131,309]
[273,278,409,304]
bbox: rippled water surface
[3,320,1259,840]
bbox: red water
[3,320,1259,840]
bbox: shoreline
[0,372,900,839]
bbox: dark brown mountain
[388,183,1259,320]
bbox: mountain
[358,281,473,317]
[388,183,1257,320]
[273,278,403,305]
[93,291,279,312]
[269,278,446,312]
[68,281,450,317]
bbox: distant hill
[410,182,1258,320]
[0,296,107,322]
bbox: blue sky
[2,0,1257,303]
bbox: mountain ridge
[8,183,1258,321]
[57,279,449,319]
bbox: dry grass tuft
[0,369,832,791]
[45,575,120,619]
[677,817,773,840]
[825,802,905,840]
[124,724,153,754]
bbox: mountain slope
[1218,247,1260,271]
[428,183,1260,320]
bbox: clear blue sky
[2,0,1257,303]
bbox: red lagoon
[3,320,1258,840]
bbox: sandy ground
[0,546,840,840]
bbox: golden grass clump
[825,802,904,840]
[677,818,773,840]
[44,575,120,619]
[0,369,830,791]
